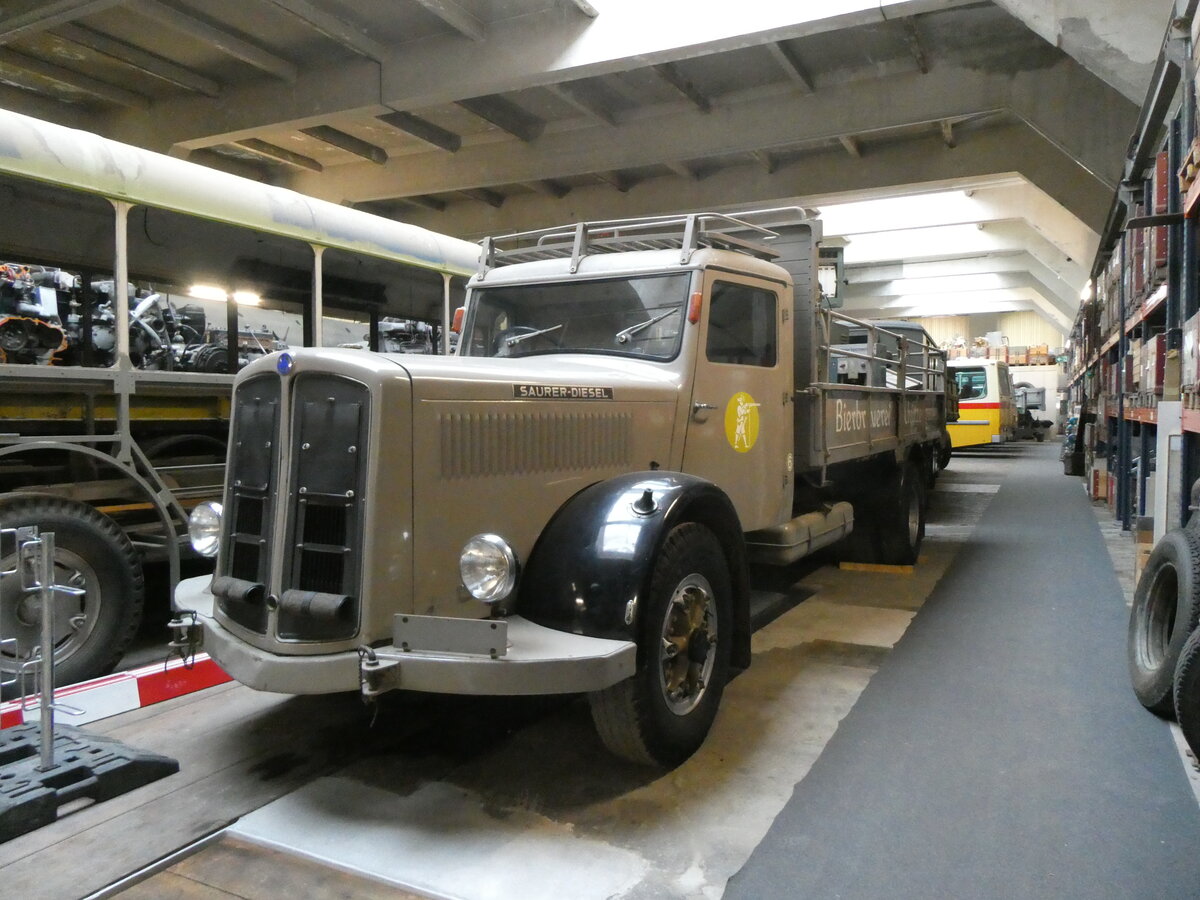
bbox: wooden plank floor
[119,836,427,899]
[0,683,387,899]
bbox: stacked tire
[1127,526,1200,758]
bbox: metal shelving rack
[1068,0,1199,539]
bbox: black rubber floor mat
[0,722,178,842]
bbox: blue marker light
[276,352,294,375]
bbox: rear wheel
[1127,528,1200,716]
[589,523,732,766]
[878,462,925,565]
[0,496,144,695]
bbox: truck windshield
[461,273,691,360]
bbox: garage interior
[2,1,1200,897]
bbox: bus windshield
[461,273,691,360]
[953,366,987,401]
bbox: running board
[745,502,854,565]
[0,723,178,843]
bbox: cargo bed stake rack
[476,208,817,277]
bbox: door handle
[692,402,718,420]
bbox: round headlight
[459,534,518,603]
[188,501,223,558]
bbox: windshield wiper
[614,307,680,344]
[506,323,564,347]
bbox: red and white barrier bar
[1,654,231,729]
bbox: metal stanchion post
[36,531,55,771]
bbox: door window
[706,282,777,367]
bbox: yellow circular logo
[725,391,760,452]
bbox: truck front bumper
[174,576,637,697]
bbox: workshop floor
[4,442,1197,899]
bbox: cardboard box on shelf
[1090,460,1109,501]
[1134,516,1155,586]
[1164,348,1181,397]
[1144,334,1166,394]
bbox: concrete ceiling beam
[0,1,124,43]
[299,125,388,164]
[839,136,863,158]
[548,81,620,127]
[285,59,1127,231]
[293,62,1015,197]
[652,63,712,113]
[816,180,1098,268]
[522,180,572,199]
[766,41,814,92]
[112,0,982,149]
[235,138,322,172]
[940,120,955,149]
[391,122,1109,242]
[261,0,388,62]
[839,218,1090,289]
[846,252,1085,307]
[460,187,506,208]
[750,150,778,175]
[0,82,99,129]
[842,285,1073,332]
[1007,54,1138,194]
[0,48,149,109]
[899,17,929,74]
[55,23,222,97]
[375,111,462,152]
[455,95,544,142]
[861,288,1074,332]
[989,0,1174,102]
[412,0,486,42]
[844,269,1078,318]
[131,0,298,82]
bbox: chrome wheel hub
[658,573,717,716]
[0,548,100,665]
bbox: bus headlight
[459,534,518,603]
[189,501,223,558]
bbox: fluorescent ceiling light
[188,284,227,301]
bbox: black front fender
[516,471,752,670]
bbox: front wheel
[589,523,732,767]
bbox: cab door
[681,272,793,531]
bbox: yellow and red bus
[947,358,1016,447]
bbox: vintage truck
[175,210,951,766]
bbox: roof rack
[475,208,813,278]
